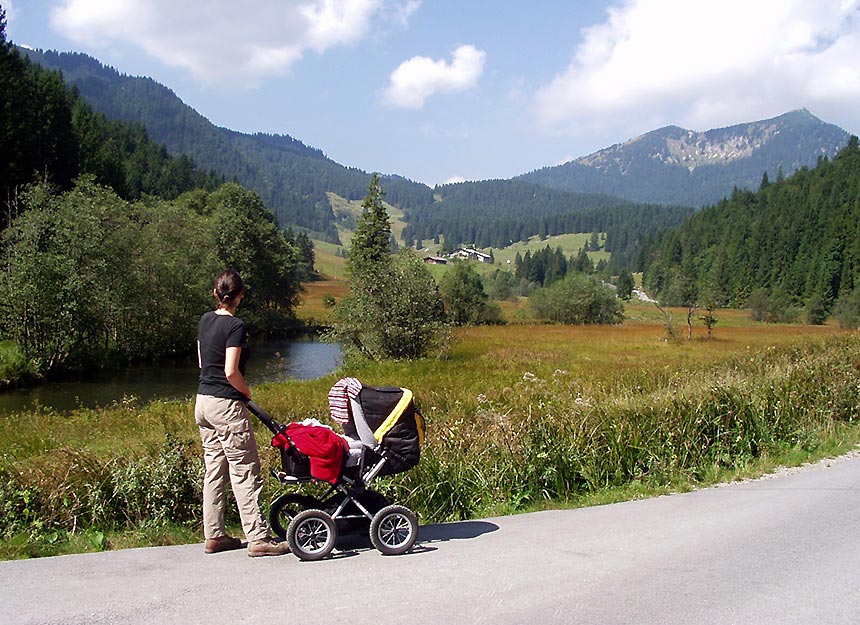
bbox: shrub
[834,288,860,329]
[332,250,447,360]
[331,175,447,360]
[530,273,624,324]
[440,261,504,326]
[0,341,37,387]
[111,434,202,526]
[0,434,203,549]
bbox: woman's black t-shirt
[197,311,249,400]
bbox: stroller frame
[248,399,419,561]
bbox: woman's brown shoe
[204,535,243,554]
[248,537,291,557]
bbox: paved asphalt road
[2,453,859,625]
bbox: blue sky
[6,1,860,186]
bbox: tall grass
[390,334,860,521]
[2,321,859,558]
[0,434,205,558]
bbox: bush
[440,261,504,326]
[530,273,624,324]
[0,341,37,387]
[331,175,447,360]
[747,288,803,323]
[0,434,203,548]
[332,250,448,360]
[834,288,860,329]
[616,270,635,301]
[805,291,829,325]
[111,434,202,526]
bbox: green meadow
[489,232,610,271]
[2,291,860,559]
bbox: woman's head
[213,269,244,308]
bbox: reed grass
[2,316,859,559]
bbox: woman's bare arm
[224,346,251,399]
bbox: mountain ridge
[518,109,850,207]
[20,48,388,241]
[20,47,853,235]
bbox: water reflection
[0,339,341,415]
[250,340,342,384]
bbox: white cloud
[534,0,860,135]
[385,44,486,108]
[48,0,392,86]
[3,0,17,21]
[386,0,422,28]
[444,175,467,184]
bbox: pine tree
[617,270,634,300]
[348,173,391,281]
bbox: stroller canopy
[329,378,424,475]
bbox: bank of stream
[0,339,341,415]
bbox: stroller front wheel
[370,504,418,556]
[287,509,338,561]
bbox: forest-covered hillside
[15,48,711,260]
[21,45,854,275]
[402,179,694,273]
[22,48,436,242]
[1,44,222,227]
[0,14,310,380]
[643,137,860,321]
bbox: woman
[194,269,289,557]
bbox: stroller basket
[279,445,311,478]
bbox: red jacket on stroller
[272,423,347,484]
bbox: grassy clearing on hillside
[490,232,609,269]
[327,192,408,250]
[320,192,610,281]
[310,239,347,279]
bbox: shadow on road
[418,520,499,543]
[334,520,499,556]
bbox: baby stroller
[247,378,425,561]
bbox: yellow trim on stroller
[414,409,425,446]
[373,388,414,442]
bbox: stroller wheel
[370,505,418,556]
[269,494,322,539]
[287,509,338,561]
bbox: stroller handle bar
[246,400,283,434]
